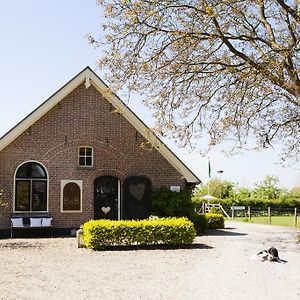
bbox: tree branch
[275,0,300,24]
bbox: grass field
[234,215,300,228]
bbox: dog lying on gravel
[257,247,281,262]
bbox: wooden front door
[123,176,152,220]
[94,176,119,220]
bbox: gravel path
[0,221,299,300]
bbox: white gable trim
[0,67,200,183]
[0,70,85,152]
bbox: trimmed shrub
[205,198,300,210]
[206,213,225,229]
[189,213,207,234]
[82,217,196,250]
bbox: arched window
[15,162,48,212]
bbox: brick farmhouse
[0,67,199,230]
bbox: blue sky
[0,1,299,190]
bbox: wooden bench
[10,214,53,238]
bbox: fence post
[231,207,234,219]
[248,206,251,220]
[294,208,297,228]
[268,207,271,224]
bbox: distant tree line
[193,175,300,208]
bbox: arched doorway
[94,176,120,220]
[123,176,152,220]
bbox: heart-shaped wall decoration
[101,206,111,214]
[129,183,145,201]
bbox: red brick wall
[0,83,186,227]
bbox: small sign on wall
[170,186,181,192]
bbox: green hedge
[206,213,225,229]
[206,198,300,210]
[82,217,196,250]
[150,187,193,217]
[189,213,225,233]
[189,213,207,234]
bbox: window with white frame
[78,146,93,167]
[61,180,82,212]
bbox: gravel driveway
[0,221,299,300]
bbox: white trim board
[0,67,200,183]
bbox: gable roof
[0,67,200,183]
